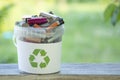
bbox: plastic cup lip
[15,24,64,30]
[13,37,62,48]
[17,39,62,45]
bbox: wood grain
[0,64,120,80]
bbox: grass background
[0,1,120,63]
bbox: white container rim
[17,39,62,45]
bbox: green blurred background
[0,0,120,63]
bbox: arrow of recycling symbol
[29,49,50,68]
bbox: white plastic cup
[15,39,62,74]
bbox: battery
[27,17,48,25]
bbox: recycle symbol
[29,49,50,68]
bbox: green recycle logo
[29,49,50,68]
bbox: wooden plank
[1,64,120,75]
[0,75,120,80]
[0,64,120,80]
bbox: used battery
[40,12,58,20]
[27,17,48,26]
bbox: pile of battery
[14,11,64,43]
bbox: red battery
[27,17,48,25]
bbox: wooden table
[0,64,120,80]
